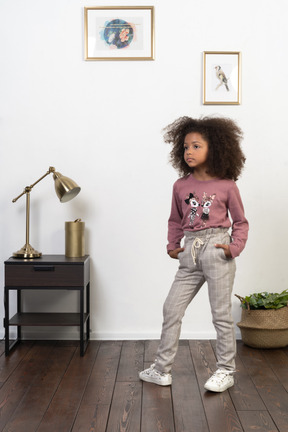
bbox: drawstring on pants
[191,237,204,265]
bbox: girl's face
[183,132,209,171]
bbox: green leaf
[235,289,288,310]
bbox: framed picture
[84,6,155,61]
[203,52,241,105]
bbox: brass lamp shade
[53,172,81,203]
[12,166,81,259]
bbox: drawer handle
[33,266,55,272]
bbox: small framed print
[203,51,241,105]
[84,6,155,61]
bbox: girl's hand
[168,248,184,259]
[214,243,232,259]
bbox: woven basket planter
[237,306,288,348]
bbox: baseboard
[0,328,242,341]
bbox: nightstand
[4,255,90,356]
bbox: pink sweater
[167,174,248,258]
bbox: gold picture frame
[84,6,155,61]
[203,51,241,105]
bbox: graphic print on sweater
[185,191,216,228]
[184,192,200,226]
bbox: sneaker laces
[145,364,169,377]
[209,369,232,384]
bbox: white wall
[1,0,288,341]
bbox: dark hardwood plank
[0,341,5,357]
[236,342,279,386]
[237,411,278,432]
[230,353,267,411]
[0,340,287,432]
[283,346,288,358]
[0,342,56,430]
[261,348,288,392]
[36,342,100,432]
[173,341,209,432]
[141,379,175,432]
[0,341,33,387]
[71,341,122,432]
[141,340,175,432]
[2,345,76,432]
[117,340,144,382]
[76,341,122,405]
[256,385,288,432]
[189,340,243,432]
[106,382,142,432]
[71,404,110,432]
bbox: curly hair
[163,116,246,181]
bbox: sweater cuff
[167,243,180,253]
[229,243,240,259]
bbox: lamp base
[13,244,42,259]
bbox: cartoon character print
[185,192,200,226]
[200,192,216,226]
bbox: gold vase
[65,219,85,257]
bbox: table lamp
[12,166,81,259]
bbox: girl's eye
[194,145,199,149]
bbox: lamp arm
[12,166,56,203]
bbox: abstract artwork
[84,6,154,60]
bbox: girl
[139,116,248,392]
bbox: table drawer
[5,264,84,287]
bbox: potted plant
[235,290,288,348]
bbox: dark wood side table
[4,255,90,356]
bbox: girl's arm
[167,182,184,253]
[227,183,249,258]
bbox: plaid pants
[155,228,237,374]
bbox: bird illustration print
[215,65,229,91]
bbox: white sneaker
[204,369,234,392]
[139,363,172,386]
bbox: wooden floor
[0,339,288,432]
